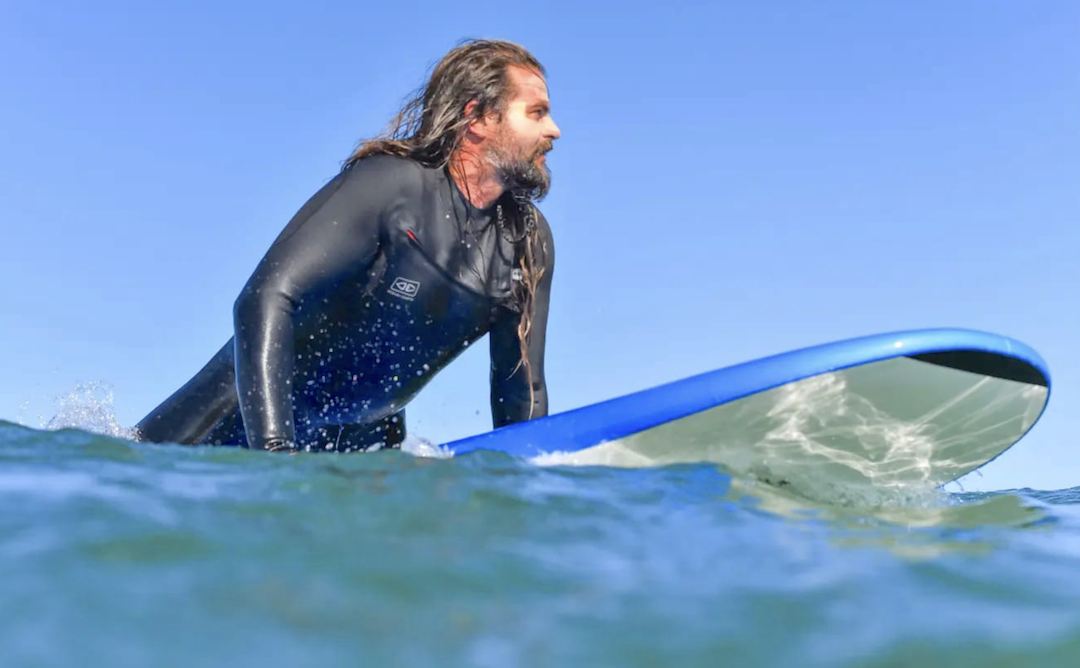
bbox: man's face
[486,65,561,201]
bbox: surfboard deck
[441,329,1050,492]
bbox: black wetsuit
[136,155,554,452]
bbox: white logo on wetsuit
[389,277,421,300]
[511,268,523,282]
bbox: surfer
[135,39,560,452]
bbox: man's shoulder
[339,154,429,198]
[529,204,555,268]
[532,205,553,240]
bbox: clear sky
[1,1,1076,492]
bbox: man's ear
[464,100,494,140]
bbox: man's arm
[489,209,555,428]
[232,158,408,450]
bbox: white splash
[400,433,454,459]
[529,442,655,468]
[42,381,137,440]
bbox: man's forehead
[507,65,549,102]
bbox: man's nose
[545,116,561,140]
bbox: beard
[486,130,553,202]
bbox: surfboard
[442,329,1050,491]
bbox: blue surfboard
[442,329,1050,490]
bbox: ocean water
[3,406,1080,667]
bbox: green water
[2,421,1078,667]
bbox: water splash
[400,433,454,459]
[42,382,137,441]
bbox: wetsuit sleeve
[232,160,406,450]
[135,340,238,445]
[489,210,555,428]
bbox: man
[136,39,561,452]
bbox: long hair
[345,39,548,415]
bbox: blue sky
[1,1,1077,491]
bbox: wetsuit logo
[389,277,421,301]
